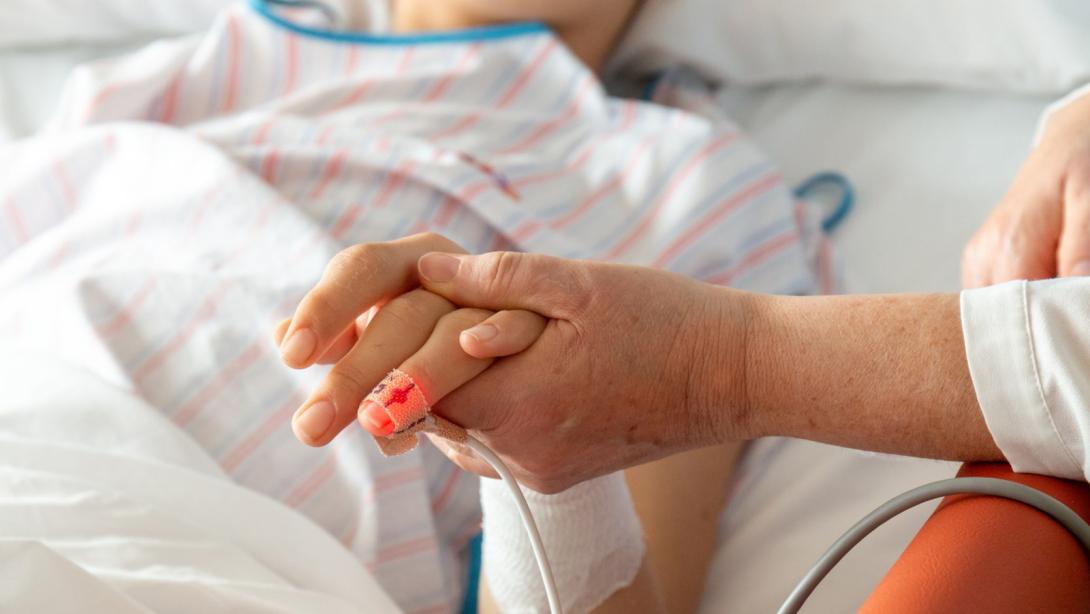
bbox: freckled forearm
[722,291,1003,461]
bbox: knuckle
[552,262,594,317]
[329,243,371,273]
[478,252,593,317]
[413,231,443,244]
[411,231,462,253]
[1001,225,1033,256]
[381,290,451,329]
[326,363,370,396]
[532,257,593,319]
[477,251,522,297]
[549,318,589,356]
[961,235,988,266]
[326,243,387,288]
[377,300,419,331]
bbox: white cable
[465,436,1090,614]
[466,435,563,614]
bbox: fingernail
[359,400,395,436]
[1072,261,1090,277]
[293,400,335,442]
[280,328,317,365]
[418,253,459,283]
[461,322,498,343]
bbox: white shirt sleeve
[961,278,1090,482]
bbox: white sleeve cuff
[480,473,645,613]
[961,281,1084,479]
[1033,82,1090,145]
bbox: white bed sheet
[0,353,398,614]
[0,25,1062,614]
[0,42,144,141]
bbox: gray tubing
[778,477,1090,614]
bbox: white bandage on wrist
[480,472,646,613]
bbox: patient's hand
[274,233,546,449]
[962,90,1090,286]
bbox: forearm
[731,291,1002,461]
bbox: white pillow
[0,0,393,49]
[610,0,1090,94]
[0,0,231,48]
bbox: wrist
[741,292,792,440]
[683,284,765,445]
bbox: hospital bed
[619,6,1090,610]
[1,1,1088,611]
[697,78,1077,611]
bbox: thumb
[416,251,591,320]
[1058,157,1090,277]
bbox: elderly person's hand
[409,250,753,492]
[962,90,1090,286]
[278,233,753,493]
[282,231,1004,492]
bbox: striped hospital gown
[0,2,832,612]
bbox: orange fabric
[861,462,1090,613]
